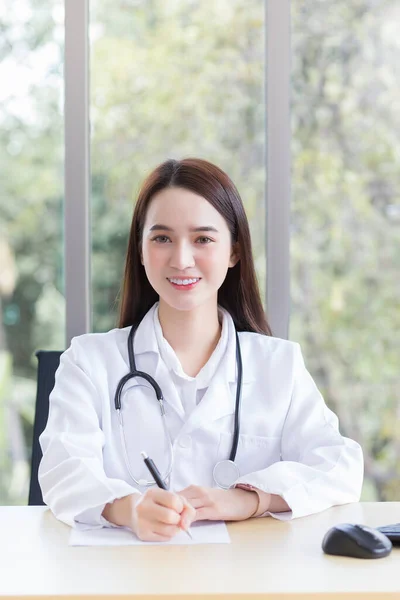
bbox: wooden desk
[1,502,399,599]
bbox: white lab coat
[39,304,363,529]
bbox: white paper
[69,520,230,546]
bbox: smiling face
[141,186,238,314]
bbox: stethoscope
[114,322,243,490]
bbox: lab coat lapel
[176,310,237,435]
[176,328,257,436]
[178,374,235,436]
[152,357,186,421]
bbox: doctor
[39,157,364,542]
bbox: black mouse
[322,523,392,559]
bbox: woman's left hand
[177,485,259,521]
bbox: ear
[229,243,240,268]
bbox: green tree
[0,0,398,505]
[291,0,400,500]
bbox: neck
[157,300,221,375]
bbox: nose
[169,241,195,270]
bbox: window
[2,0,398,506]
[90,0,267,332]
[291,1,400,500]
[0,0,64,504]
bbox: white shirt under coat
[153,304,229,415]
[39,303,364,530]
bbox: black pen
[140,451,193,540]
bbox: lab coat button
[179,435,192,448]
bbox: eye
[196,236,213,244]
[151,235,171,243]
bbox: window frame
[64,0,291,343]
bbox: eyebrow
[149,224,219,233]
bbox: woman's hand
[103,489,196,542]
[178,485,260,522]
[132,488,196,541]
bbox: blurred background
[0,0,399,505]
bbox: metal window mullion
[265,0,291,340]
[64,0,91,346]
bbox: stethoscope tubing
[114,320,243,487]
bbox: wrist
[235,484,290,515]
[230,487,259,519]
[234,484,271,517]
[102,493,140,529]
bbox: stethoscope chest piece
[213,459,240,489]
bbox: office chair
[28,350,62,506]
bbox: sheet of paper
[69,520,230,546]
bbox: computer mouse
[322,523,392,559]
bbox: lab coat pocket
[217,432,281,477]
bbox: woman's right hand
[131,488,196,541]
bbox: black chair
[28,350,63,506]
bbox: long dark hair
[118,158,272,335]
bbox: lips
[166,277,201,290]
[167,277,201,285]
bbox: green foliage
[0,0,399,504]
[89,0,267,331]
[291,0,400,500]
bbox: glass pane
[291,1,400,500]
[0,0,64,504]
[90,0,267,332]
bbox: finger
[138,495,183,525]
[151,504,181,526]
[147,488,184,513]
[153,524,182,538]
[181,498,198,518]
[192,506,218,521]
[179,504,197,530]
[178,486,204,500]
[181,503,196,520]
[179,493,201,508]
[180,497,203,510]
[177,485,195,496]
[136,530,175,543]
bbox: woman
[39,158,363,541]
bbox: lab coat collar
[124,302,255,428]
[176,307,243,435]
[130,303,160,357]
[132,302,238,381]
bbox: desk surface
[1,503,399,600]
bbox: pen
[140,451,193,540]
